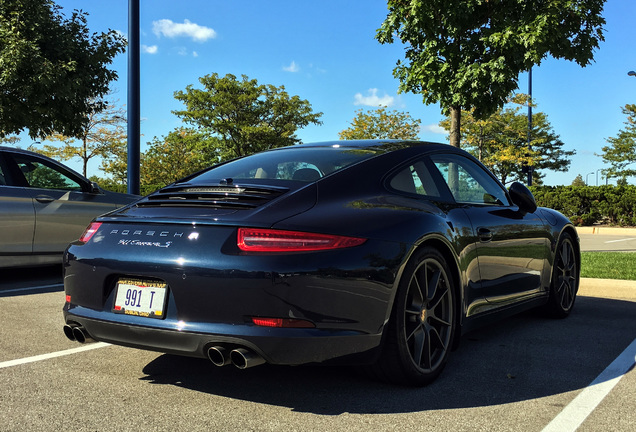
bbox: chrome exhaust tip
[71,326,94,344]
[207,346,232,366]
[230,348,265,369]
[63,324,76,341]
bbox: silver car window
[13,155,83,191]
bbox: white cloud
[152,19,216,42]
[283,61,300,73]
[192,51,199,58]
[141,45,158,54]
[422,124,448,135]
[354,88,394,107]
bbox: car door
[0,152,36,255]
[429,153,550,312]
[10,153,117,253]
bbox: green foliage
[141,128,216,187]
[39,98,127,177]
[173,73,323,161]
[0,0,126,139]
[440,94,574,184]
[531,185,636,226]
[599,104,636,182]
[339,107,421,140]
[571,174,586,186]
[376,0,606,147]
[90,179,160,197]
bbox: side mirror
[90,181,102,194]
[509,182,537,214]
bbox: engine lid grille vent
[135,184,289,209]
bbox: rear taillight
[79,222,102,243]
[251,317,315,328]
[237,228,366,252]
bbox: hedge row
[99,184,163,196]
[530,185,636,227]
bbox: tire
[545,232,579,318]
[371,247,456,386]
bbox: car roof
[291,139,452,153]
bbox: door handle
[35,195,54,203]
[477,227,493,242]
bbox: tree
[571,174,586,187]
[599,104,636,183]
[173,73,323,162]
[0,0,126,139]
[39,99,126,177]
[338,107,421,140]
[141,128,216,187]
[376,0,606,148]
[440,94,574,185]
[99,138,128,185]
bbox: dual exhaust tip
[63,324,94,344]
[63,325,265,370]
[207,346,265,369]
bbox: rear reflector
[251,317,315,328]
[79,222,102,243]
[237,228,366,252]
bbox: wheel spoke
[408,271,425,312]
[408,325,426,366]
[426,266,441,303]
[430,325,447,351]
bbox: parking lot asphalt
[1,274,634,431]
[1,232,635,432]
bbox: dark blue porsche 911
[63,140,579,386]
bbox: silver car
[0,146,139,268]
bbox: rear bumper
[63,308,383,365]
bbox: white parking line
[604,238,636,243]
[542,337,636,432]
[0,342,110,369]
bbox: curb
[576,226,636,236]
[579,278,636,301]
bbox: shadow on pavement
[139,295,636,414]
[0,265,63,297]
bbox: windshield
[188,146,380,183]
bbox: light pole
[585,172,594,186]
[127,0,140,195]
[527,68,533,186]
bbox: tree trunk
[448,106,461,194]
[449,106,461,148]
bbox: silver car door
[11,154,113,253]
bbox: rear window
[190,146,379,183]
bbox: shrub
[530,185,636,226]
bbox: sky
[30,0,636,186]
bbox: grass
[581,252,636,280]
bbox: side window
[389,160,441,198]
[13,155,83,191]
[430,154,509,205]
[0,160,6,185]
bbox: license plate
[113,279,168,319]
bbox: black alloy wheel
[373,247,456,386]
[546,232,579,318]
